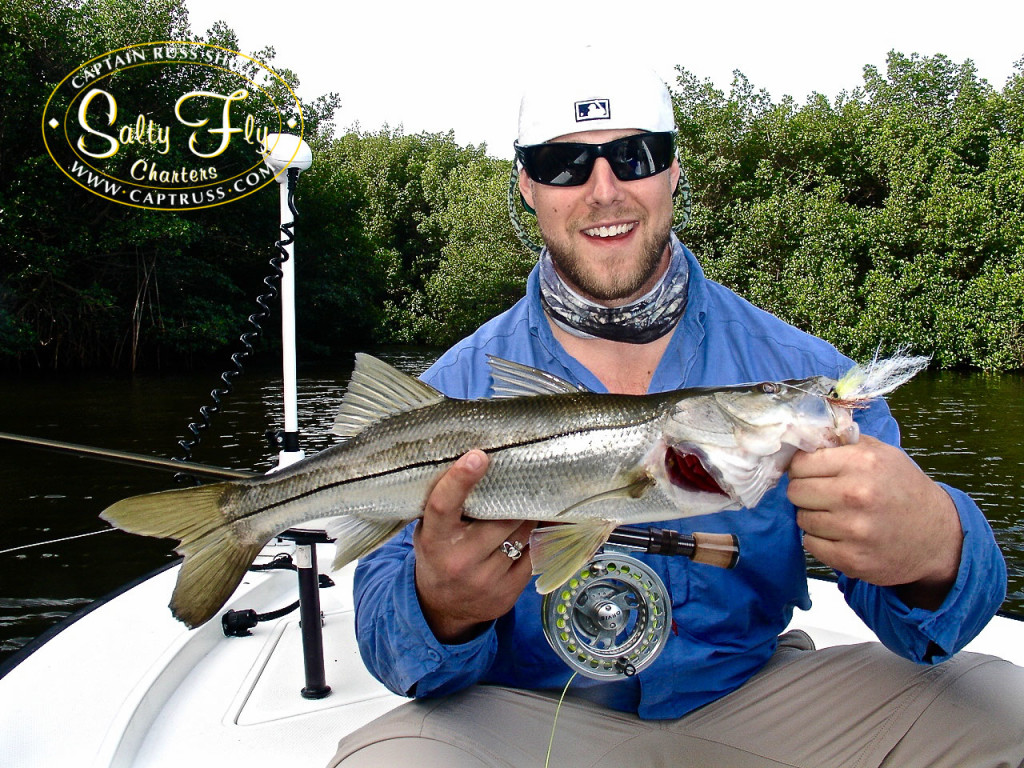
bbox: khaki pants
[328,637,1024,768]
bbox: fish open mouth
[665,446,727,497]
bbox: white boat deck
[0,540,405,767]
[1,539,1020,768]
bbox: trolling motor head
[261,133,313,177]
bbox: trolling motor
[541,527,739,680]
[261,132,313,470]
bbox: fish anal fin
[325,515,414,571]
[530,520,618,594]
[333,354,444,439]
[555,472,655,518]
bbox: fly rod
[0,431,257,480]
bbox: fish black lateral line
[100,353,928,628]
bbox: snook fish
[100,353,928,628]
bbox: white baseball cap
[517,48,675,147]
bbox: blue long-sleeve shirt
[352,238,1007,720]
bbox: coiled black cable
[174,167,301,483]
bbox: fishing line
[544,671,578,768]
[0,528,114,556]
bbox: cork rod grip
[690,532,740,569]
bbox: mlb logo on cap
[575,99,610,123]
[517,49,674,145]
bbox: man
[330,52,1021,767]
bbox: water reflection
[0,353,1021,666]
[843,370,1024,610]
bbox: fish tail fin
[101,483,266,628]
[530,520,618,594]
[325,515,415,571]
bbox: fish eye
[759,382,781,394]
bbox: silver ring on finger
[501,540,524,561]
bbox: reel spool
[541,552,671,680]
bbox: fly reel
[541,551,672,680]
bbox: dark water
[0,353,1021,667]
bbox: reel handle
[606,527,739,569]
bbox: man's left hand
[788,435,964,610]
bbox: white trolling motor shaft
[262,133,313,470]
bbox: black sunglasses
[515,131,675,187]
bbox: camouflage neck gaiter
[538,240,689,344]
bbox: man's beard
[543,220,671,304]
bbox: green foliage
[679,52,1024,371]
[2,5,1022,372]
[0,0,347,370]
[326,127,494,344]
[422,157,536,345]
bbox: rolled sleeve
[839,484,1007,664]
[353,526,498,698]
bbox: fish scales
[227,391,676,533]
[98,352,930,627]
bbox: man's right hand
[413,450,537,643]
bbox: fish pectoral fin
[325,515,414,571]
[555,473,656,518]
[530,520,618,594]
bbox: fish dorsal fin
[487,356,586,398]
[332,354,445,439]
